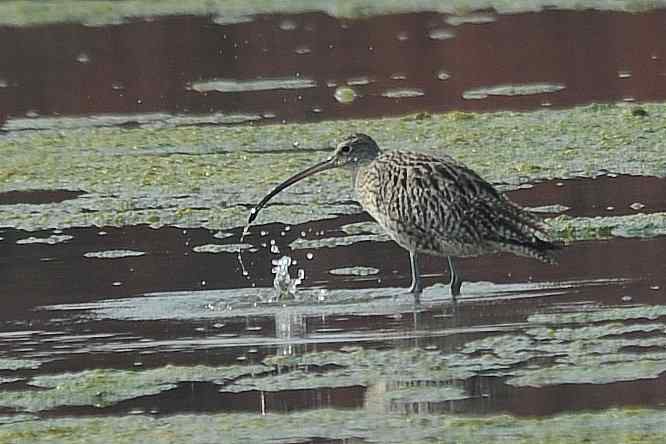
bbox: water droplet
[284,226,291,232]
[294,45,311,55]
[334,86,358,104]
[279,19,297,31]
[606,206,615,211]
[381,88,425,98]
[347,76,372,86]
[312,106,323,113]
[650,285,660,290]
[396,31,409,41]
[618,70,632,79]
[201,280,207,286]
[428,28,455,40]
[306,252,314,260]
[390,73,407,80]
[260,230,268,236]
[621,295,632,302]
[111,81,125,91]
[112,281,122,286]
[76,52,91,63]
[270,245,280,254]
[630,202,645,210]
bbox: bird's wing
[371,154,545,249]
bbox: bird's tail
[490,199,561,264]
[497,236,560,264]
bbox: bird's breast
[353,165,382,217]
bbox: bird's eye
[340,145,351,154]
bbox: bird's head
[246,133,381,226]
[331,133,381,169]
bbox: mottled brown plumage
[247,133,557,298]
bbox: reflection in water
[275,311,306,357]
[2,9,666,127]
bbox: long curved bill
[246,156,335,226]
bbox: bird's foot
[449,277,462,299]
[450,278,463,304]
[408,281,423,295]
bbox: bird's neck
[351,163,369,190]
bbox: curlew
[246,133,557,299]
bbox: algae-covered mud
[3,3,666,443]
[2,103,666,233]
[2,0,666,26]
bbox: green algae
[2,103,666,234]
[192,243,253,253]
[15,235,73,245]
[0,364,268,413]
[0,376,22,384]
[462,82,566,100]
[1,407,666,444]
[446,303,666,387]
[0,358,42,371]
[329,266,380,276]
[2,0,666,26]
[290,233,389,249]
[83,250,145,259]
[224,347,474,394]
[548,212,666,241]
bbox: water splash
[272,256,304,299]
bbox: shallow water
[2,4,666,444]
[2,9,666,129]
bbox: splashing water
[272,256,304,299]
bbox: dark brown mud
[2,9,666,128]
[0,190,85,205]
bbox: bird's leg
[447,256,462,299]
[408,251,423,296]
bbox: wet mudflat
[2,3,666,443]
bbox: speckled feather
[354,150,556,263]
